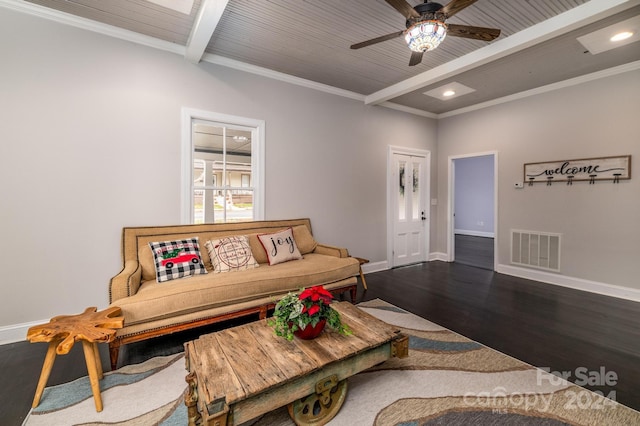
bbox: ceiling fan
[350,0,501,66]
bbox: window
[182,108,265,224]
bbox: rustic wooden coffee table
[184,301,408,426]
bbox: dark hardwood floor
[455,233,494,270]
[2,262,639,425]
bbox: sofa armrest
[109,260,142,303]
[313,243,350,258]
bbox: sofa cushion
[139,245,157,281]
[258,227,303,265]
[119,253,359,325]
[205,235,260,273]
[292,225,318,254]
[248,234,269,264]
[148,237,208,282]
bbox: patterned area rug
[23,299,640,425]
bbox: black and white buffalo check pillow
[148,237,207,283]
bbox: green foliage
[268,286,352,341]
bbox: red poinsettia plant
[269,285,352,341]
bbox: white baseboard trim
[455,229,495,238]
[361,260,388,274]
[497,264,640,303]
[0,318,48,345]
[429,252,449,261]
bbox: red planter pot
[293,319,327,340]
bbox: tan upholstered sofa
[107,218,360,369]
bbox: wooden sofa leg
[109,341,120,371]
[259,306,268,320]
[349,286,357,304]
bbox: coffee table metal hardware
[184,301,408,426]
[288,374,347,425]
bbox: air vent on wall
[511,230,561,272]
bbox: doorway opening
[448,153,497,270]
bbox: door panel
[393,153,428,267]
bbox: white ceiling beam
[185,0,229,64]
[364,0,639,106]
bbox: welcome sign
[524,155,631,184]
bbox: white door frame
[387,145,431,268]
[447,151,498,270]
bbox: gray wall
[0,8,437,327]
[454,155,495,235]
[437,69,640,289]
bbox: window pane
[412,161,420,220]
[192,121,254,224]
[214,190,253,223]
[193,160,205,187]
[193,189,204,224]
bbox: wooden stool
[355,257,369,290]
[27,306,124,412]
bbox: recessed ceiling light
[424,82,475,101]
[577,15,640,54]
[610,31,634,42]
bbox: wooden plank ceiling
[21,0,640,114]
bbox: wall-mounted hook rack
[523,155,631,186]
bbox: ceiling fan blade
[439,0,478,17]
[447,24,501,41]
[351,30,404,49]
[385,0,420,19]
[409,51,424,66]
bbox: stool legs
[32,340,105,412]
[32,341,58,408]
[93,341,103,379]
[82,340,104,412]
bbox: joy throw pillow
[205,235,260,273]
[149,237,207,283]
[258,227,303,265]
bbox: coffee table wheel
[287,377,347,426]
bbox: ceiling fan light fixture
[405,20,447,53]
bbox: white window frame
[181,107,265,224]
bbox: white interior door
[392,153,428,267]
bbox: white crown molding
[200,53,367,102]
[201,54,439,118]
[0,0,186,55]
[439,60,640,118]
[2,0,638,122]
